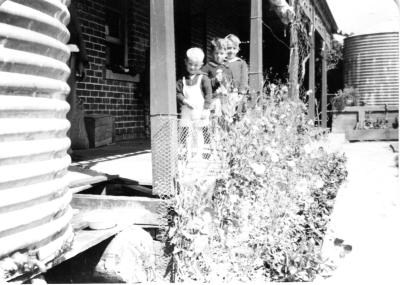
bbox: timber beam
[298,0,332,47]
[321,42,328,128]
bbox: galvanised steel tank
[344,32,399,106]
[0,0,73,280]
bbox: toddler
[176,47,212,159]
[202,37,233,117]
[225,34,249,95]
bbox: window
[105,0,129,74]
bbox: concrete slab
[71,139,152,186]
[73,151,153,186]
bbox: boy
[225,34,249,95]
[202,38,233,117]
[176,47,212,159]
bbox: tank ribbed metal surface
[0,0,73,280]
[344,32,399,106]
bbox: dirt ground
[322,140,399,283]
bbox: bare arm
[176,79,185,106]
[201,76,213,109]
[240,60,249,94]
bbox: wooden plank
[321,42,328,128]
[358,109,366,125]
[345,128,399,141]
[299,0,331,47]
[105,180,153,196]
[71,194,160,213]
[71,194,162,226]
[314,13,331,47]
[66,166,111,188]
[343,105,399,112]
[70,184,93,194]
[120,183,153,195]
[67,175,107,189]
[249,0,263,98]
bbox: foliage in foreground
[164,85,348,282]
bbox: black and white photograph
[0,0,399,283]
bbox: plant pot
[345,98,354,106]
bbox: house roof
[313,0,338,34]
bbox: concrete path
[322,141,400,283]
[71,139,152,186]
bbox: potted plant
[331,87,359,112]
[345,87,359,106]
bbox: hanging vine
[295,6,311,100]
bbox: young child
[202,38,233,117]
[176,47,212,159]
[225,34,249,95]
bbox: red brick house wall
[74,0,149,141]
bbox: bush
[164,84,347,282]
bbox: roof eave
[312,0,338,34]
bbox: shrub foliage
[164,85,347,282]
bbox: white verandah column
[150,0,178,196]
[249,0,263,99]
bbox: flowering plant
[164,84,347,282]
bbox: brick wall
[74,0,149,141]
[73,0,247,141]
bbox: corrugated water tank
[0,0,73,280]
[344,32,399,106]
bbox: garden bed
[159,86,348,283]
[345,128,398,142]
[332,106,398,133]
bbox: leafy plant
[327,40,343,71]
[331,87,359,112]
[163,84,347,282]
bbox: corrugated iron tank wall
[344,32,399,106]
[0,0,73,280]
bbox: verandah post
[249,0,263,99]
[321,41,328,128]
[288,0,298,98]
[150,0,178,195]
[308,7,315,120]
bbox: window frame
[104,0,129,76]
